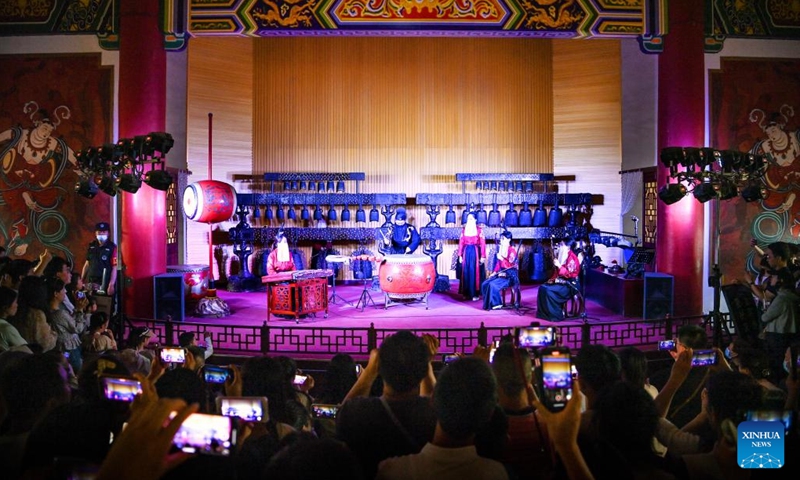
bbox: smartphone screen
[293,374,308,386]
[203,365,231,384]
[517,327,556,348]
[488,341,499,364]
[691,349,717,367]
[217,397,268,422]
[540,348,573,412]
[172,412,235,456]
[658,339,676,351]
[311,404,341,419]
[442,354,460,365]
[160,347,186,364]
[102,376,143,403]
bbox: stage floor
[198,281,630,329]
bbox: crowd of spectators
[1,251,799,480]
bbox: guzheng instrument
[262,269,333,284]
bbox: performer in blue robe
[383,208,420,255]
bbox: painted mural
[0,54,112,266]
[710,58,800,281]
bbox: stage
[130,279,711,359]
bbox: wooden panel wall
[553,39,623,264]
[186,37,253,276]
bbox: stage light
[658,183,687,205]
[741,153,767,177]
[660,147,685,168]
[718,150,744,173]
[116,173,142,193]
[144,170,173,191]
[717,179,738,201]
[144,132,174,156]
[741,183,767,202]
[683,148,718,170]
[97,175,118,196]
[97,143,124,168]
[693,182,717,203]
[75,179,99,199]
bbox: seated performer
[458,213,486,301]
[536,238,582,321]
[383,208,421,255]
[267,231,296,276]
[481,230,518,310]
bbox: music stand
[325,255,353,306]
[624,248,655,279]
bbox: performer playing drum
[382,208,420,255]
[458,213,486,301]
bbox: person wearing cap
[81,222,118,296]
[382,208,420,255]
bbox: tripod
[327,262,353,306]
[355,274,376,312]
[704,199,730,347]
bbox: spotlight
[658,183,687,205]
[693,182,717,203]
[97,175,118,196]
[660,147,685,168]
[144,170,173,191]
[717,179,738,201]
[742,153,767,176]
[144,132,174,156]
[116,173,142,193]
[98,143,124,167]
[74,179,99,199]
[718,150,744,173]
[741,183,766,202]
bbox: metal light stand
[706,198,728,347]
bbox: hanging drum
[183,180,237,224]
[379,254,436,309]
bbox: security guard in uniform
[82,223,118,318]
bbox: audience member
[9,275,57,352]
[118,327,155,376]
[47,277,88,372]
[573,344,621,412]
[178,331,214,360]
[0,286,31,353]
[376,357,509,480]
[264,434,365,480]
[337,331,438,479]
[82,312,118,355]
[760,267,800,381]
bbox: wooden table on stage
[262,269,333,323]
[585,268,643,317]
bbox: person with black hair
[46,277,87,372]
[481,230,518,310]
[118,327,155,376]
[82,312,117,355]
[337,331,438,479]
[9,275,56,352]
[264,434,365,480]
[376,357,508,480]
[0,258,35,290]
[0,286,31,353]
[574,344,621,413]
[178,331,214,360]
[81,222,117,296]
[382,208,420,255]
[761,266,800,381]
[536,237,582,321]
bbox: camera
[203,365,232,384]
[658,339,676,351]
[691,349,718,367]
[172,412,235,456]
[101,376,143,403]
[217,396,268,423]
[293,374,308,386]
[536,347,573,412]
[517,326,557,348]
[311,404,341,420]
[442,353,460,365]
[159,347,186,364]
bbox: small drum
[183,180,237,223]
[167,264,210,303]
[379,254,436,300]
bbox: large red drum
[182,180,237,223]
[167,264,210,303]
[379,254,436,299]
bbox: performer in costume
[458,213,486,301]
[536,238,582,321]
[481,230,518,310]
[383,208,420,255]
[267,232,296,275]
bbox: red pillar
[656,0,705,317]
[118,0,166,318]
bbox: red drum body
[183,180,237,223]
[379,254,435,299]
[167,264,210,303]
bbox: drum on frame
[183,180,237,223]
[379,254,435,304]
[167,264,210,304]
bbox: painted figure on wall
[0,102,77,258]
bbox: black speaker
[154,273,185,322]
[721,283,761,342]
[644,273,673,320]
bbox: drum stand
[355,276,376,312]
[328,264,353,306]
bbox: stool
[501,283,522,314]
[564,290,584,318]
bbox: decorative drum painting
[167,264,210,305]
[183,180,237,224]
[379,254,436,309]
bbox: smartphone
[159,347,186,364]
[172,412,235,456]
[101,376,143,403]
[293,374,308,386]
[216,396,269,422]
[746,410,793,436]
[517,326,557,348]
[355,364,363,377]
[691,349,718,367]
[488,340,499,364]
[311,404,341,420]
[442,353,460,365]
[538,347,573,412]
[203,365,232,384]
[76,290,86,299]
[658,339,676,351]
